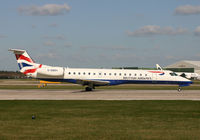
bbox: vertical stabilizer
[9,49,41,75]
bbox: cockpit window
[170,72,178,76]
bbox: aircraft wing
[76,79,110,86]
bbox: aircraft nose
[181,76,191,81]
[178,76,193,86]
[184,78,193,84]
[188,81,193,84]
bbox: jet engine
[37,67,64,78]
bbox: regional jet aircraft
[9,49,192,91]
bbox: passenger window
[78,72,80,75]
[140,74,142,76]
[104,73,106,75]
[129,73,131,76]
[145,74,147,76]
[88,72,90,75]
[68,72,71,75]
[99,73,101,75]
[114,73,116,76]
[124,73,126,76]
[83,72,85,75]
[73,72,76,75]
[109,73,112,76]
[119,73,121,76]
[135,74,137,76]
[93,73,96,75]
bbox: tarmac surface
[0,90,200,100]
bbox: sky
[1,0,200,71]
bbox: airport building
[166,60,200,74]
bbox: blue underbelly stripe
[38,78,192,86]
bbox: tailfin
[9,49,41,75]
[9,49,34,62]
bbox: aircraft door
[63,67,65,78]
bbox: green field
[0,101,200,140]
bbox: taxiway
[0,90,200,100]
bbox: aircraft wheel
[85,87,92,91]
[178,87,182,92]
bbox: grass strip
[0,100,200,140]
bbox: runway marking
[0,90,200,100]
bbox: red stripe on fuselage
[148,71,164,74]
[39,64,42,68]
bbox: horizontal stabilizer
[9,49,26,54]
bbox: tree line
[0,71,26,79]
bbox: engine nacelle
[37,67,64,77]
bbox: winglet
[156,64,163,71]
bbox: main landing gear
[85,83,95,91]
[85,86,95,91]
[85,87,93,91]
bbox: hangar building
[166,61,200,74]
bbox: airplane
[9,49,193,91]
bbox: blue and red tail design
[9,49,42,75]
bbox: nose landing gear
[178,87,182,92]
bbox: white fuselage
[28,65,192,86]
